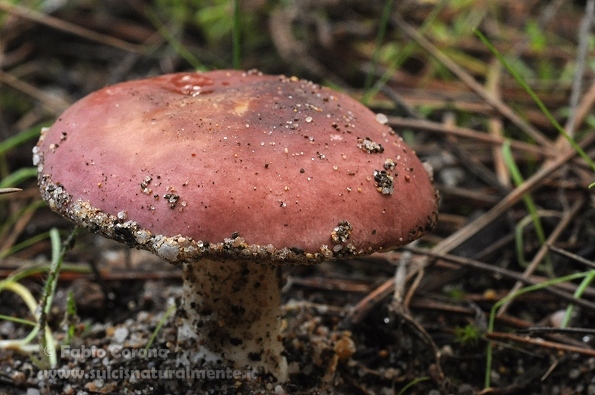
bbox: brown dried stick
[0,1,144,53]
[348,134,595,324]
[0,188,22,195]
[485,61,510,188]
[433,131,595,256]
[0,70,70,114]
[393,15,554,150]
[348,242,595,323]
[486,332,595,357]
[388,117,551,158]
[497,198,586,316]
[405,246,595,312]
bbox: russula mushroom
[33,70,438,382]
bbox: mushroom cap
[34,70,438,263]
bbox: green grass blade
[0,200,46,250]
[484,271,590,389]
[8,263,89,284]
[145,8,207,71]
[562,270,595,328]
[64,290,78,345]
[232,0,241,69]
[0,124,45,156]
[397,376,430,395]
[0,229,51,259]
[145,303,176,350]
[0,167,38,188]
[475,29,595,173]
[37,227,78,368]
[0,281,41,349]
[0,314,36,327]
[362,0,446,104]
[363,0,395,96]
[502,140,552,274]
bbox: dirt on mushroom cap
[34,69,438,263]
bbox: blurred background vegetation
[1,0,595,393]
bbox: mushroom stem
[177,258,288,382]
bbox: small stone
[373,170,394,195]
[569,368,581,379]
[113,326,129,343]
[383,158,396,170]
[375,113,388,124]
[331,221,353,244]
[12,371,26,386]
[549,310,567,328]
[92,379,104,389]
[334,331,356,360]
[357,137,384,154]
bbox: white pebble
[113,327,129,343]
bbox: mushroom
[33,70,438,382]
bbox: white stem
[177,258,287,382]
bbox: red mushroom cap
[34,70,438,263]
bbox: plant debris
[1,1,595,394]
